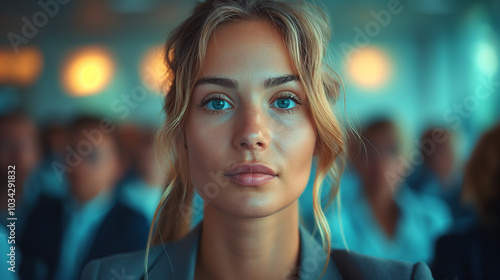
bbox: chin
[204,188,298,219]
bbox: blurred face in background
[424,131,454,182]
[0,116,40,188]
[117,123,142,176]
[354,122,402,193]
[136,131,164,187]
[67,126,119,203]
[43,124,69,157]
[184,20,317,218]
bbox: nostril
[239,140,263,149]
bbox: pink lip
[227,173,276,186]
[225,163,278,187]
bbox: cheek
[276,117,317,192]
[382,158,401,180]
[91,167,108,185]
[185,117,230,191]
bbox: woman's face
[184,20,317,218]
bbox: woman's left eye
[271,98,298,109]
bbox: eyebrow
[194,74,300,89]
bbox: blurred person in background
[336,119,452,263]
[406,127,476,229]
[115,122,143,184]
[431,124,500,280]
[0,112,41,234]
[19,116,149,280]
[118,128,165,224]
[0,112,41,280]
[23,121,70,203]
[407,128,456,196]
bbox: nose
[232,102,270,152]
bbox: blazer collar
[146,222,343,280]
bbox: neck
[196,201,300,280]
[363,181,399,238]
[71,188,110,207]
[363,178,395,204]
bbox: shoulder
[81,248,145,280]
[108,200,144,218]
[93,201,150,252]
[28,194,63,214]
[21,195,63,238]
[433,223,492,259]
[81,223,203,280]
[103,200,149,230]
[431,226,480,280]
[81,244,164,280]
[332,249,433,280]
[435,223,485,250]
[398,187,452,230]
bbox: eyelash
[198,93,229,115]
[275,92,303,114]
[198,92,304,115]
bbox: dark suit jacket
[81,222,433,280]
[431,223,500,280]
[19,195,150,280]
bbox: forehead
[71,125,115,147]
[364,124,397,143]
[201,19,296,78]
[0,119,36,138]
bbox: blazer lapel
[146,223,202,280]
[298,226,344,280]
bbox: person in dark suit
[82,0,434,279]
[0,112,41,280]
[19,117,149,280]
[0,112,41,236]
[431,124,500,280]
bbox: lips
[224,163,277,186]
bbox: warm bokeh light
[62,46,114,96]
[0,46,43,86]
[347,47,392,89]
[140,45,170,93]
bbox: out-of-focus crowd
[0,112,498,280]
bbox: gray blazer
[81,222,433,279]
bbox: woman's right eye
[206,99,231,110]
[199,95,233,112]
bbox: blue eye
[206,99,231,110]
[272,98,297,109]
[199,92,302,114]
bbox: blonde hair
[146,0,346,277]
